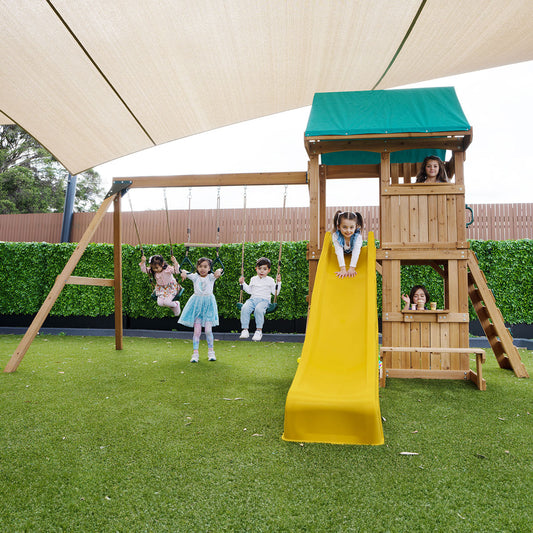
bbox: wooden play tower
[304,87,528,387]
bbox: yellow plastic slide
[282,231,384,445]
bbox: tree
[0,125,104,214]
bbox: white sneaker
[173,302,181,317]
[252,330,263,342]
[208,350,216,361]
[190,351,199,363]
[239,329,249,339]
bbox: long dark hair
[148,255,169,280]
[409,285,430,305]
[416,156,448,183]
[333,210,364,232]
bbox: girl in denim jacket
[332,210,364,279]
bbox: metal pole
[60,173,77,243]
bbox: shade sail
[1,0,531,175]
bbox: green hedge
[0,241,308,321]
[0,239,531,324]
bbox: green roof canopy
[305,87,470,165]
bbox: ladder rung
[468,286,482,298]
[490,340,505,357]
[467,275,476,286]
[484,324,498,339]
[498,356,513,370]
[468,283,479,294]
[476,312,491,326]
[473,301,488,314]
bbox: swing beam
[182,242,224,249]
[121,172,307,189]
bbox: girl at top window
[332,210,364,279]
[415,155,449,183]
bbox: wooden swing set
[4,173,303,373]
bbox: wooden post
[113,194,123,350]
[454,151,467,244]
[379,153,391,244]
[307,155,320,297]
[4,195,116,373]
[453,150,465,187]
[379,152,393,369]
[319,164,327,247]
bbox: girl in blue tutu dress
[179,257,223,363]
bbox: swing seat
[267,302,278,313]
[236,301,278,313]
[151,286,185,302]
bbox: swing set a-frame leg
[4,194,118,373]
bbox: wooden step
[483,324,498,340]
[474,306,490,320]
[490,340,505,358]
[470,294,484,308]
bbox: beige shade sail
[0,111,14,125]
[1,0,532,175]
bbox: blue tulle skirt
[178,294,219,327]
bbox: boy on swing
[239,257,281,341]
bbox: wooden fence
[1,204,531,244]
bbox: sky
[95,61,533,211]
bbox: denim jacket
[333,229,362,269]
[334,229,360,253]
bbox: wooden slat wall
[0,204,531,244]
[392,320,466,371]
[380,176,473,371]
[382,190,468,247]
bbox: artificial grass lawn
[0,334,531,532]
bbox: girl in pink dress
[139,254,181,316]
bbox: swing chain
[128,194,144,258]
[163,188,174,258]
[238,186,247,304]
[129,194,158,294]
[215,185,221,258]
[273,185,288,304]
[186,187,192,247]
[216,186,221,246]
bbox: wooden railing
[1,203,531,244]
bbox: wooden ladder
[467,252,528,378]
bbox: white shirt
[242,275,280,301]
